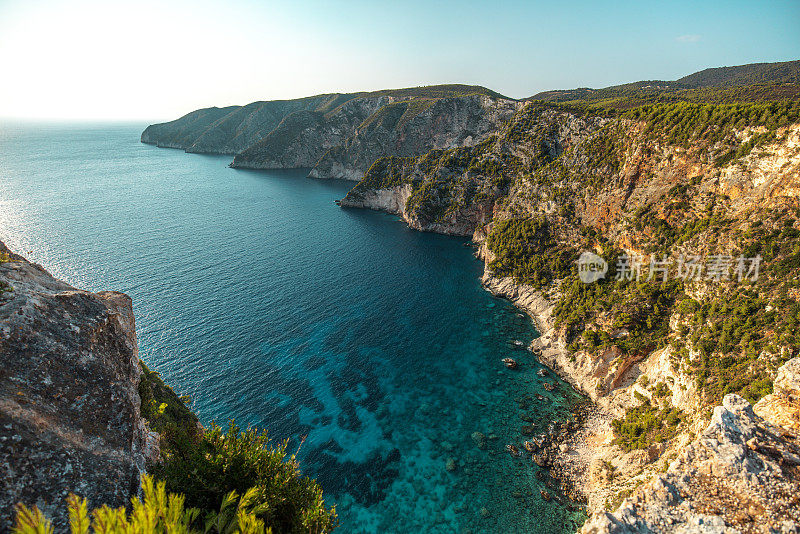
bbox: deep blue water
[0,122,584,533]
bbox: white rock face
[581,393,800,534]
[754,357,800,432]
[311,95,521,181]
[340,184,414,216]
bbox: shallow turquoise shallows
[0,122,585,533]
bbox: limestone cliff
[582,388,800,533]
[141,85,516,177]
[141,64,800,531]
[0,242,156,530]
[230,95,391,169]
[140,94,346,154]
[308,95,520,180]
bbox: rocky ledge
[0,242,156,530]
[582,388,800,533]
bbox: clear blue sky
[0,0,798,120]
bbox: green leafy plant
[11,475,272,534]
[152,422,336,534]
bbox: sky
[0,0,798,121]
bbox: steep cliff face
[309,95,520,180]
[340,105,608,236]
[140,94,348,154]
[230,95,390,169]
[754,357,800,432]
[582,387,800,534]
[141,105,240,150]
[185,95,348,155]
[0,242,155,530]
[142,85,517,177]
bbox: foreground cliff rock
[0,242,154,529]
[582,388,800,533]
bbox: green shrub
[612,402,683,451]
[138,363,200,450]
[152,423,336,534]
[12,475,269,534]
[137,363,336,533]
[486,218,574,288]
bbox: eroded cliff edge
[0,242,156,529]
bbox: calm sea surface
[0,122,584,533]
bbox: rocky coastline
[137,63,800,532]
[479,269,616,512]
[480,269,800,533]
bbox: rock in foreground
[0,242,155,530]
[581,389,800,534]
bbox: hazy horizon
[1,0,798,121]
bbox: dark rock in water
[533,453,548,467]
[521,425,536,436]
[502,357,518,369]
[445,458,457,472]
[0,241,156,530]
[540,489,551,501]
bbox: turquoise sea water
[0,122,584,533]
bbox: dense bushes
[534,83,800,110]
[612,401,684,451]
[153,423,336,534]
[678,288,798,404]
[138,365,337,534]
[139,363,200,449]
[106,365,339,533]
[486,218,574,288]
[553,245,683,357]
[354,155,415,192]
[621,100,800,151]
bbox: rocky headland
[141,85,517,178]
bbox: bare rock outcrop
[309,95,519,181]
[754,357,800,432]
[581,392,800,534]
[0,242,154,530]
